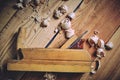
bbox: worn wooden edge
[7,60,91,72]
[8,59,91,65]
[21,48,91,61]
[17,27,26,50]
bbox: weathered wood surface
[80,27,120,80]
[0,0,82,66]
[47,0,120,80]
[0,6,34,66]
[17,0,82,48]
[0,0,17,32]
[1,0,120,80]
[49,0,120,49]
[0,0,84,79]
[0,0,55,79]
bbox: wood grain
[0,7,34,64]
[17,28,26,50]
[94,27,120,80]
[1,0,120,80]
[23,0,82,48]
[1,0,84,79]
[49,0,120,49]
[0,0,17,32]
[80,27,120,80]
[7,48,91,72]
[7,59,91,72]
[61,35,78,49]
[21,48,91,61]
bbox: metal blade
[68,30,88,48]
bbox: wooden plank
[48,30,67,48]
[8,60,91,66]
[49,0,120,49]
[17,28,26,50]
[21,0,62,47]
[2,0,120,80]
[7,48,92,72]
[92,27,120,80]
[1,0,83,80]
[16,0,120,79]
[25,0,82,48]
[61,35,78,49]
[21,48,91,61]
[0,7,34,63]
[1,0,84,79]
[44,0,120,80]
[0,0,17,32]
[0,0,55,65]
[80,27,120,80]
[7,60,91,72]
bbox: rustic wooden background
[0,0,120,80]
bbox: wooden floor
[0,0,120,80]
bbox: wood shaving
[43,73,56,80]
[105,41,113,50]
